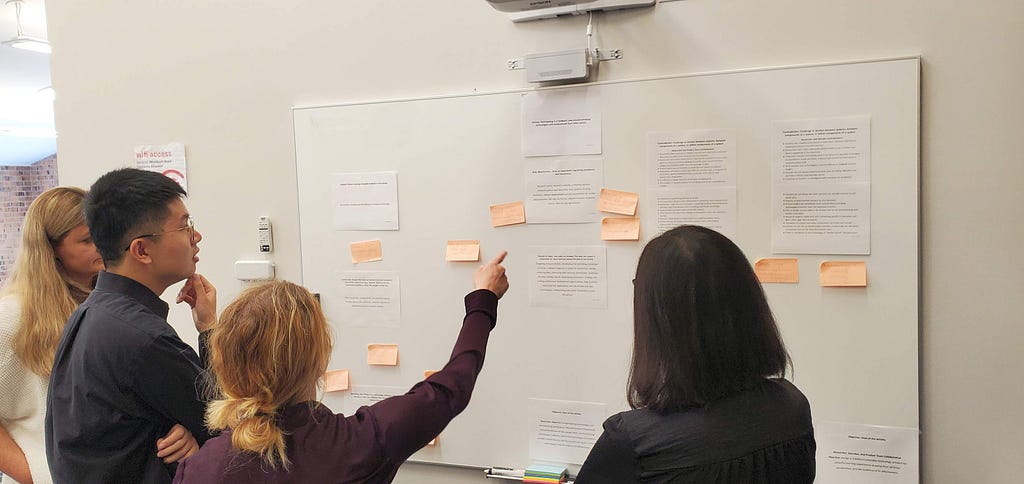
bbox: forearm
[373,289,498,461]
[431,289,498,413]
[198,330,212,369]
[197,329,217,405]
[0,423,33,484]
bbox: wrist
[195,319,216,332]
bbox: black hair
[84,168,187,265]
[627,225,790,412]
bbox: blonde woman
[0,187,103,484]
[174,251,510,483]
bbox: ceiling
[0,0,55,166]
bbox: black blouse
[575,378,815,484]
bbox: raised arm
[363,251,509,463]
[176,273,217,335]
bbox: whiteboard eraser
[234,260,275,280]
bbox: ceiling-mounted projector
[486,0,597,12]
[487,0,655,22]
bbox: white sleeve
[0,297,31,421]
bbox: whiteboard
[293,57,920,471]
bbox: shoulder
[78,293,173,345]
[0,295,22,328]
[714,378,814,437]
[599,409,649,442]
[758,378,812,415]
[66,298,186,374]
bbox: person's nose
[193,228,203,245]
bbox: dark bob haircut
[84,168,186,266]
[627,225,790,412]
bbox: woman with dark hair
[575,225,815,484]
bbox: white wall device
[488,0,655,22]
[234,260,275,281]
[257,216,273,253]
[524,49,591,83]
[486,0,596,13]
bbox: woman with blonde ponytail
[203,279,333,471]
[0,187,103,484]
[175,251,511,483]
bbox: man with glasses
[46,168,216,483]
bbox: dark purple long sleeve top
[173,289,499,484]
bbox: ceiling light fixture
[2,0,50,54]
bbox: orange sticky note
[350,240,383,263]
[445,240,480,262]
[598,188,639,216]
[367,344,399,366]
[323,369,350,392]
[423,370,438,379]
[819,261,867,287]
[754,258,800,284]
[427,436,438,446]
[601,217,640,241]
[490,201,527,227]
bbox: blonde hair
[2,186,91,377]
[205,281,333,470]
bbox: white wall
[45,1,1023,482]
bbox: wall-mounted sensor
[258,216,273,253]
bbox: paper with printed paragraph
[528,246,608,309]
[525,158,603,224]
[336,271,401,328]
[771,116,871,254]
[648,129,737,187]
[816,421,919,483]
[528,398,607,465]
[331,171,399,231]
[521,88,602,157]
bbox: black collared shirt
[575,378,815,484]
[46,271,211,483]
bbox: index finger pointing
[489,250,508,266]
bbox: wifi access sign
[134,142,188,192]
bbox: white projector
[487,0,655,22]
[486,0,596,12]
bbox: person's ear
[126,239,154,264]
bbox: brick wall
[0,155,59,283]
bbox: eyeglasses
[123,216,196,251]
